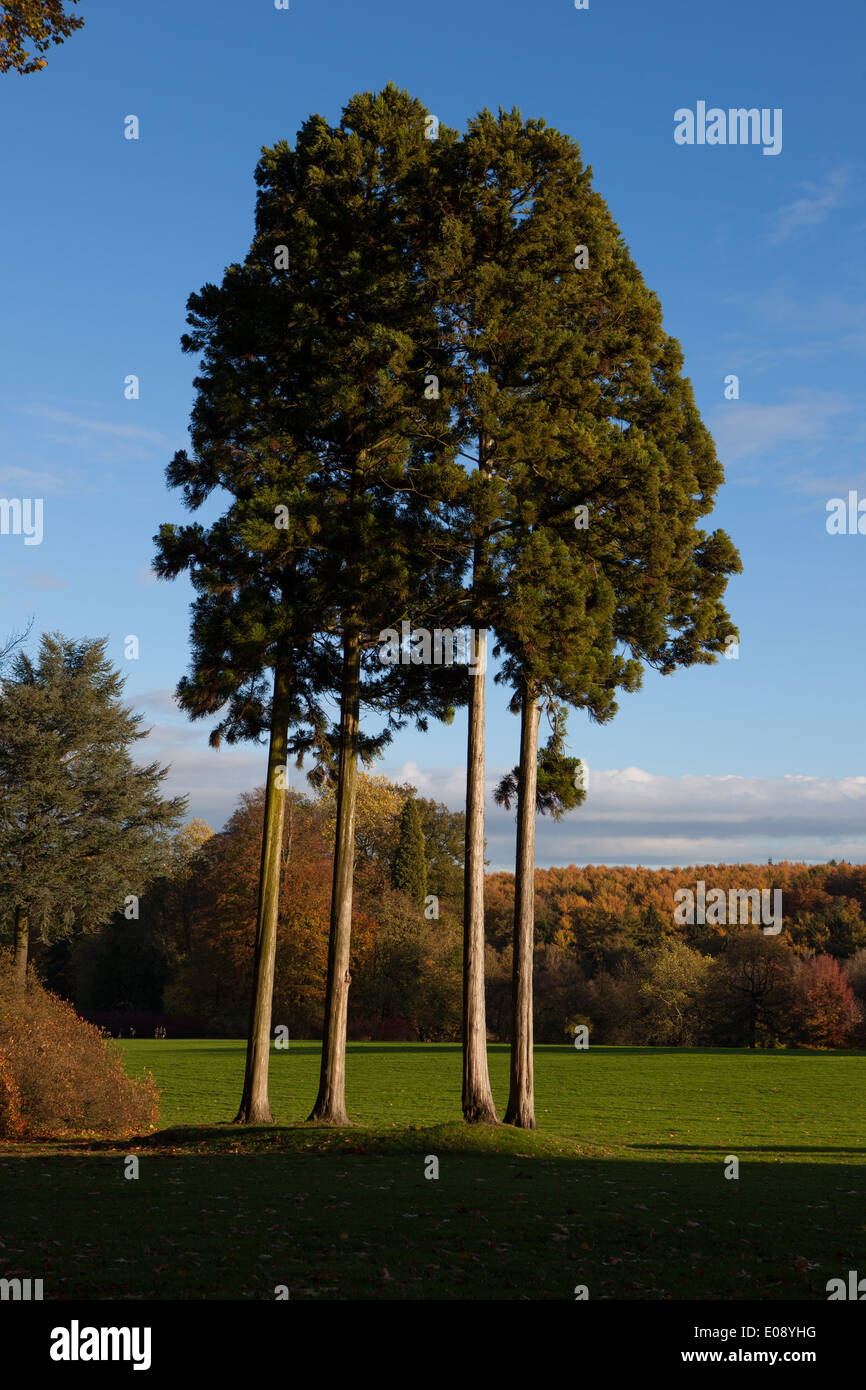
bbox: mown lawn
[1,1041,864,1300]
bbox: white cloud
[24,407,174,449]
[768,168,854,244]
[139,720,269,830]
[710,392,852,466]
[135,721,866,868]
[386,761,866,871]
[485,767,866,870]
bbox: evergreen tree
[155,394,332,1122]
[250,88,465,1125]
[432,108,740,1127]
[391,797,428,906]
[156,86,465,1125]
[0,634,186,992]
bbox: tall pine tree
[157,86,465,1124]
[430,108,740,1127]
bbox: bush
[0,953,160,1138]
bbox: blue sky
[1,0,865,867]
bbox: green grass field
[1,1041,864,1300]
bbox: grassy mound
[137,1117,610,1159]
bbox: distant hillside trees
[45,773,866,1053]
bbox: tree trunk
[308,628,362,1124]
[12,905,28,994]
[462,625,498,1124]
[234,656,293,1125]
[505,686,540,1129]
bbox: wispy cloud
[134,688,184,717]
[709,390,856,472]
[25,572,67,591]
[768,168,855,244]
[0,465,71,491]
[24,407,174,449]
[0,565,67,592]
[139,720,269,831]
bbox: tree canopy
[0,0,83,74]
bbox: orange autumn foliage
[0,954,160,1138]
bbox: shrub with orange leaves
[0,952,159,1139]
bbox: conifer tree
[0,634,186,993]
[391,797,428,906]
[431,108,740,1127]
[156,86,465,1124]
[250,88,466,1124]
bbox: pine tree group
[155,84,740,1128]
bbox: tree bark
[12,905,28,994]
[504,685,540,1129]
[462,624,498,1124]
[234,656,293,1125]
[308,628,362,1124]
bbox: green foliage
[636,940,713,1046]
[413,796,465,905]
[425,106,740,715]
[0,633,187,943]
[495,701,586,818]
[353,889,461,1042]
[390,798,427,904]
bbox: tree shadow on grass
[0,1149,863,1300]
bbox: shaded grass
[1,1142,862,1299]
